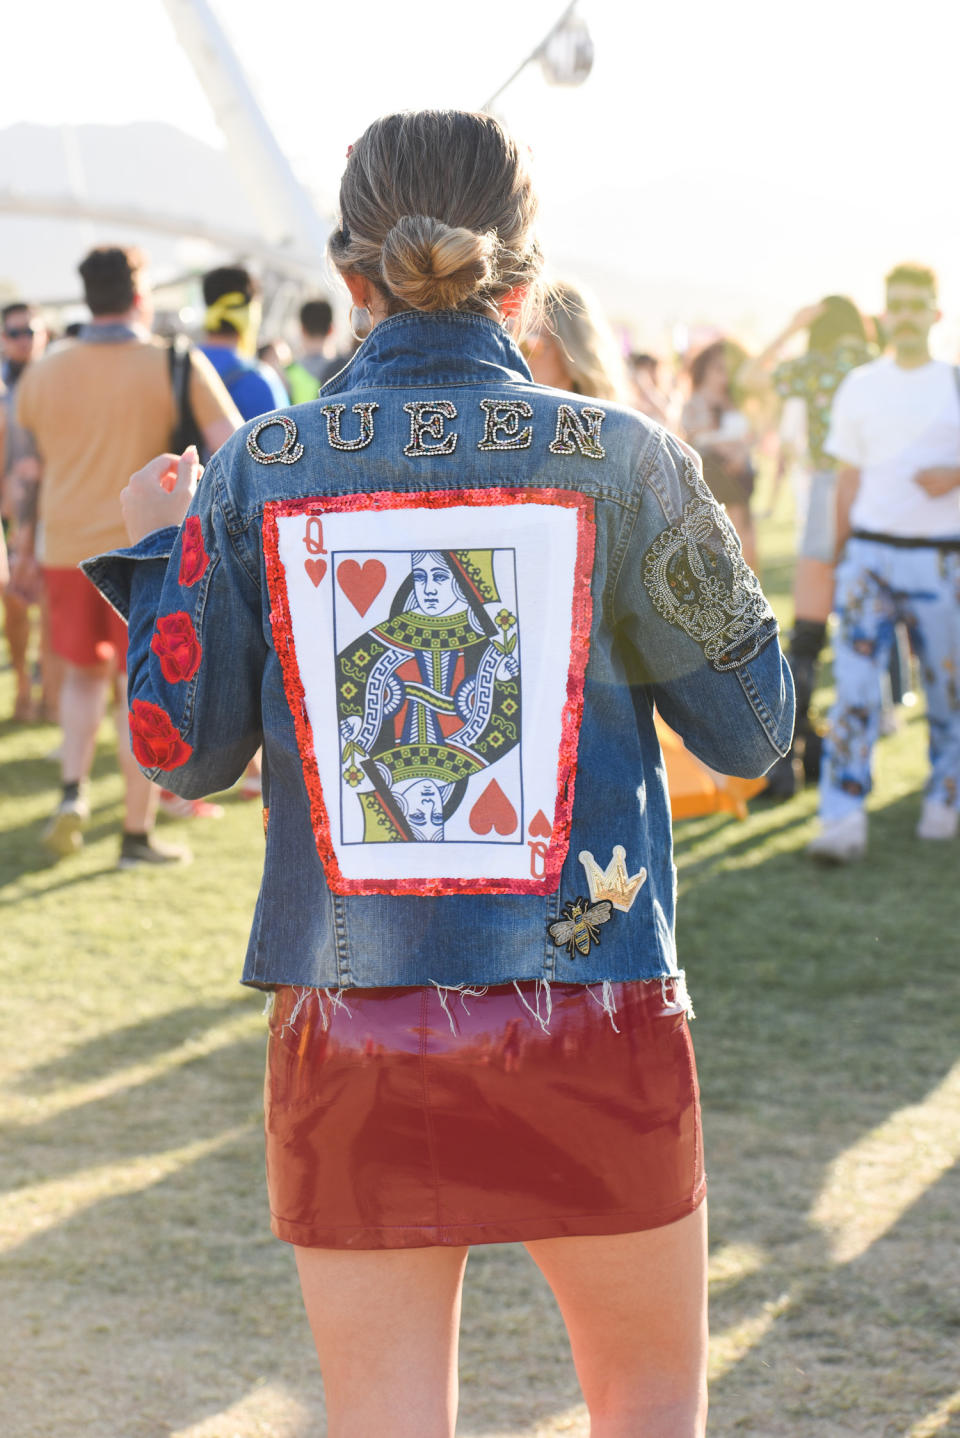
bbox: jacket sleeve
[611,432,794,777]
[81,455,266,797]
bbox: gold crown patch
[578,845,647,913]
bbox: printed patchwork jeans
[820,537,960,822]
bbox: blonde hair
[329,111,543,325]
[541,281,628,402]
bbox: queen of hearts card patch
[263,487,595,895]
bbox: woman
[524,279,629,402]
[84,111,792,1437]
[681,339,758,567]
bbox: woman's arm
[82,446,267,799]
[612,435,793,777]
[738,303,826,394]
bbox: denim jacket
[84,311,793,993]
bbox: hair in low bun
[381,217,496,312]
[329,110,542,328]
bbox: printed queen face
[411,552,463,616]
[264,490,593,894]
[337,545,521,846]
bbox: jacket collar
[320,309,533,395]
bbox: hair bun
[380,216,496,312]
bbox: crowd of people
[0,251,355,863]
[2,248,957,869]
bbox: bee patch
[547,896,614,958]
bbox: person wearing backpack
[286,297,343,402]
[198,265,288,421]
[14,246,239,864]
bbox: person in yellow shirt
[15,245,240,865]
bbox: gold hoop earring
[349,305,369,343]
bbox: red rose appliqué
[128,700,193,770]
[178,515,209,587]
[150,611,202,684]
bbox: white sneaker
[43,794,90,856]
[807,811,867,863]
[916,800,958,841]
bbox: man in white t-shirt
[808,262,960,861]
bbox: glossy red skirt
[264,978,704,1249]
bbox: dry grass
[1,503,958,1436]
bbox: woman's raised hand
[121,447,202,545]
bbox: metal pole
[480,1,578,112]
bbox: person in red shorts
[15,246,239,864]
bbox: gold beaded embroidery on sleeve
[642,458,774,672]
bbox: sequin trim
[642,456,774,672]
[403,401,458,457]
[262,486,595,896]
[549,404,607,459]
[246,415,304,465]
[321,402,379,451]
[477,399,534,451]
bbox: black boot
[755,620,828,801]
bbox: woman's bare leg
[294,1243,469,1438]
[525,1204,708,1438]
[793,556,835,625]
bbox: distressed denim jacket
[84,311,793,994]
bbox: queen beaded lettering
[549,404,607,460]
[322,402,379,451]
[478,398,534,451]
[404,401,458,457]
[246,415,304,465]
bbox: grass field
[1,505,958,1437]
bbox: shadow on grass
[675,787,959,1434]
[0,742,123,892]
[1,779,956,1435]
[19,996,252,1091]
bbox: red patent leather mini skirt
[264,978,704,1249]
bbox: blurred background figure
[808,262,960,860]
[257,338,293,398]
[525,279,630,401]
[529,279,767,821]
[1,302,53,721]
[681,339,757,567]
[197,264,288,812]
[628,350,673,425]
[285,297,340,401]
[742,297,876,796]
[15,245,240,864]
[199,264,288,420]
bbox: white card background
[275,500,581,887]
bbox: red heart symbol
[469,779,518,837]
[528,809,552,839]
[337,559,386,616]
[304,558,327,587]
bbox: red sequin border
[262,486,595,896]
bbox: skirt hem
[271,1180,707,1250]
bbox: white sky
[4,0,960,347]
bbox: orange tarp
[655,713,767,821]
